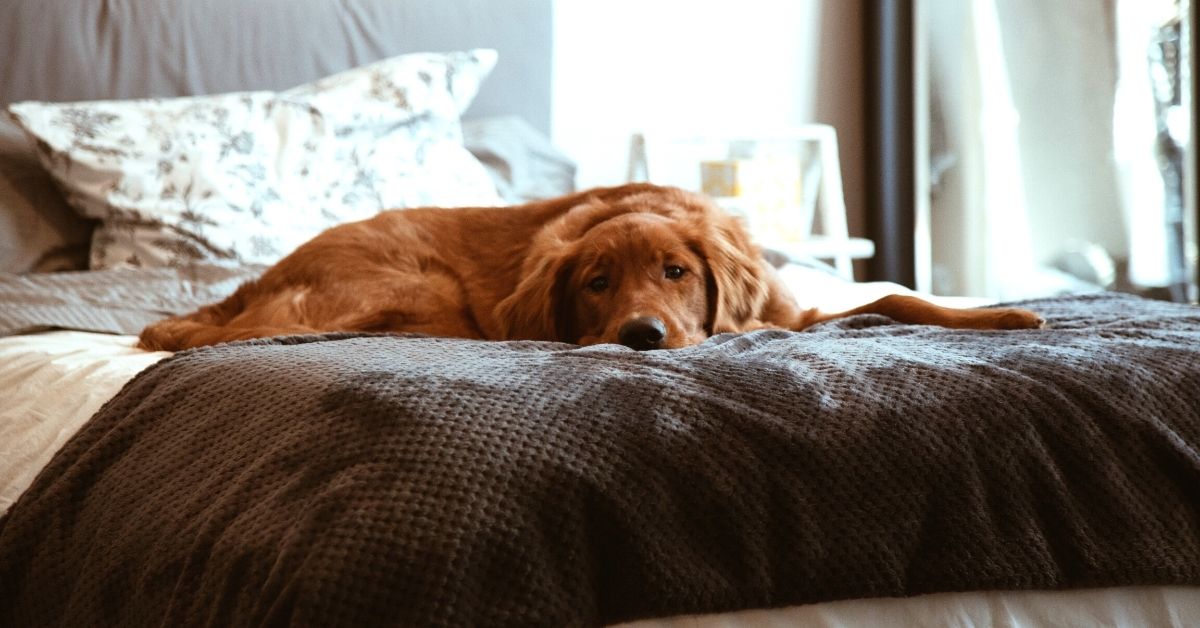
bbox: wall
[550,0,866,241]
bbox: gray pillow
[463,116,576,203]
[0,121,93,273]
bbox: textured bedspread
[2,293,1200,626]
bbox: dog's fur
[138,183,1043,352]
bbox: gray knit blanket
[2,293,1199,627]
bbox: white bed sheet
[618,586,1200,628]
[1,284,1197,626]
[776,263,995,313]
[0,330,168,514]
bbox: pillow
[0,122,93,273]
[461,116,577,203]
[9,49,502,270]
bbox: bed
[2,2,1200,626]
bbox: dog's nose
[618,316,667,351]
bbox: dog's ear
[494,247,575,342]
[495,190,642,343]
[690,212,769,334]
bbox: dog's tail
[137,283,316,352]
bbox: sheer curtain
[1114,1,1176,290]
[921,0,1035,299]
[919,0,1194,301]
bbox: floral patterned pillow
[8,49,502,270]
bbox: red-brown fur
[138,183,1043,352]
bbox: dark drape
[864,0,915,287]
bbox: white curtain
[1113,0,1177,288]
[924,0,1035,299]
[964,0,1038,300]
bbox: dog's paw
[993,308,1045,330]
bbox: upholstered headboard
[0,0,557,272]
[0,0,552,131]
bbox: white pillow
[9,49,502,270]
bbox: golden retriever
[138,183,1043,352]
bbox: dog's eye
[664,265,686,280]
[587,276,609,292]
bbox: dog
[138,183,1043,352]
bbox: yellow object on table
[699,157,806,244]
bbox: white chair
[627,125,873,280]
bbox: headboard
[0,0,552,132]
[0,0,555,272]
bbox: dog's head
[495,184,769,350]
